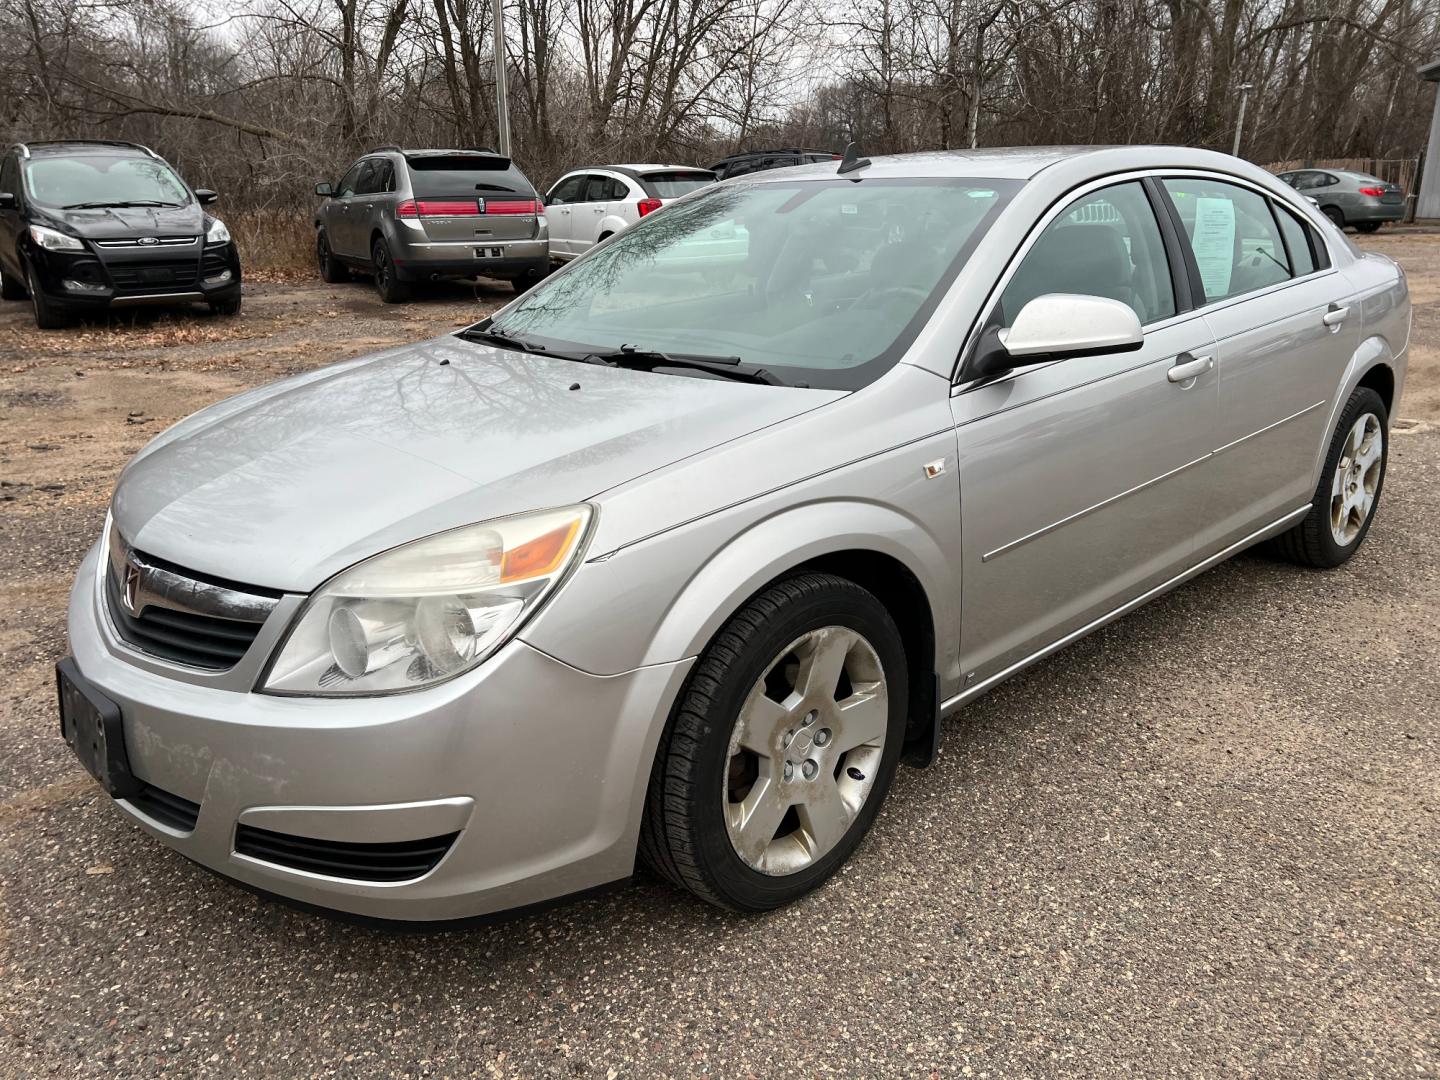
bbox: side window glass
[336,163,364,198]
[353,161,381,196]
[582,175,613,203]
[0,155,15,197]
[605,178,629,201]
[1274,204,1318,276]
[1162,178,1291,303]
[374,161,395,194]
[999,181,1175,328]
[548,176,583,205]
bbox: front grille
[234,825,459,882]
[105,258,200,294]
[128,784,200,832]
[95,236,198,249]
[104,556,270,670]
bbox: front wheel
[1267,386,1387,568]
[25,259,68,329]
[639,572,908,911]
[209,293,242,316]
[316,230,349,283]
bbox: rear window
[405,156,532,197]
[642,171,715,198]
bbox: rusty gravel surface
[0,244,1436,1077]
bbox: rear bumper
[392,236,549,281]
[1347,202,1405,224]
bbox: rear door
[570,174,619,253]
[403,155,540,246]
[951,178,1219,686]
[544,174,587,255]
[1157,175,1359,553]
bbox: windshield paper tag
[1192,197,1236,298]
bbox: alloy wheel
[724,625,888,876]
[1330,412,1382,546]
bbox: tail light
[485,199,539,215]
[395,199,538,218]
[1357,186,1385,197]
[637,198,662,217]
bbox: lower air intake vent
[233,825,459,882]
[129,784,201,832]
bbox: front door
[951,179,1220,686]
[0,152,21,283]
[1156,177,1361,553]
[327,162,368,258]
[544,174,586,256]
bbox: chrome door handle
[1323,304,1350,328]
[1167,353,1214,383]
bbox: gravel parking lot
[1,237,1437,1078]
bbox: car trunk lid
[403,154,540,242]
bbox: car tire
[1267,386,1388,569]
[0,263,26,300]
[371,238,411,303]
[25,259,68,329]
[316,231,349,283]
[209,294,242,317]
[1355,222,1382,234]
[639,572,908,911]
[1322,205,1345,230]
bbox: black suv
[707,147,840,181]
[0,140,242,328]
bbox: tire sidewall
[685,585,909,910]
[1313,387,1388,565]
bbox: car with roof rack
[0,140,242,328]
[708,147,841,180]
[542,164,716,260]
[314,147,549,301]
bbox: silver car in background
[60,146,1409,921]
[1276,168,1406,233]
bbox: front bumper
[66,539,691,921]
[31,239,242,310]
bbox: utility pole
[1231,82,1253,158]
[491,0,511,156]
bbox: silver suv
[313,147,548,301]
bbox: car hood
[47,203,207,240]
[112,336,842,591]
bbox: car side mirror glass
[195,189,219,205]
[315,182,335,197]
[0,192,15,210]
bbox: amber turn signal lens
[501,519,581,582]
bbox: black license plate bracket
[56,658,140,798]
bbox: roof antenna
[837,141,870,175]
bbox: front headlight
[261,505,592,696]
[29,224,84,251]
[206,218,231,245]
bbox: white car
[543,165,715,260]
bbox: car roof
[14,140,159,159]
[731,145,1278,183]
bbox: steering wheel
[850,285,928,311]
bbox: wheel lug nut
[784,762,794,781]
[782,729,793,748]
[814,729,831,747]
[802,759,818,780]
[802,710,817,727]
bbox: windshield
[645,171,715,198]
[489,177,1018,389]
[24,155,190,208]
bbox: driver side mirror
[315,182,335,197]
[0,192,14,210]
[195,189,219,205]
[972,293,1144,379]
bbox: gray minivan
[314,148,549,301]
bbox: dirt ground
[0,239,1436,1077]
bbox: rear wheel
[1267,386,1387,568]
[371,238,411,303]
[316,230,349,283]
[25,259,68,329]
[639,573,908,911]
[1355,222,1382,234]
[0,262,25,300]
[1322,205,1345,230]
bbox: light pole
[1231,82,1254,158]
[491,0,511,156]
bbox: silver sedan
[60,146,1410,921]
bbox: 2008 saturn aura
[60,146,1410,920]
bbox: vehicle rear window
[406,156,532,197]
[643,171,715,198]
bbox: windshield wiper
[582,347,784,386]
[62,200,182,209]
[457,326,551,356]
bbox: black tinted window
[407,156,530,196]
[353,160,382,196]
[582,175,622,202]
[643,171,713,198]
[336,163,364,198]
[547,175,585,204]
[0,155,16,196]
